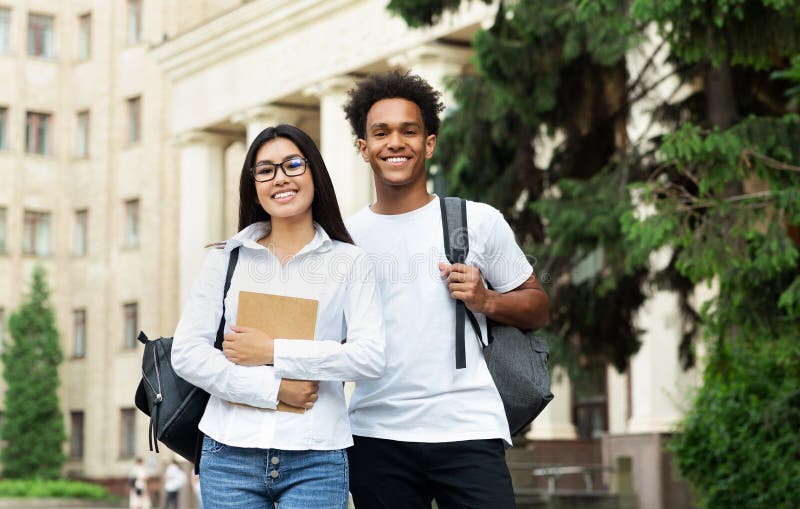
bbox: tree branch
[741,149,800,173]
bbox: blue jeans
[199,436,349,509]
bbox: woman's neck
[259,217,316,260]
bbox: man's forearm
[482,274,549,330]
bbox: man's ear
[357,138,369,162]
[425,134,437,159]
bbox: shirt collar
[222,221,333,254]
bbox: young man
[343,71,549,508]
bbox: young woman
[172,124,386,509]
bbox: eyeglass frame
[250,157,310,182]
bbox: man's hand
[278,379,320,409]
[223,325,274,366]
[439,262,490,314]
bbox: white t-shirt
[346,196,533,446]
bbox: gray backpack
[440,197,554,436]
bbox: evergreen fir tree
[1,266,66,479]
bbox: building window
[127,0,141,44]
[0,8,10,54]
[76,111,89,157]
[127,97,140,144]
[120,408,136,458]
[69,411,84,458]
[123,302,138,349]
[73,309,86,358]
[0,106,7,150]
[27,13,54,58]
[0,206,6,253]
[77,13,90,60]
[22,210,51,256]
[124,199,139,247]
[26,111,51,155]
[572,364,608,440]
[73,209,88,256]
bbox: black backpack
[134,247,239,471]
[440,197,554,436]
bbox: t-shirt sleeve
[478,207,534,293]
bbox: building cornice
[152,0,358,80]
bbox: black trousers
[348,435,515,509]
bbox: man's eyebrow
[367,121,422,130]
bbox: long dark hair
[238,124,353,245]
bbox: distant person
[162,459,186,509]
[129,457,151,509]
[171,124,386,509]
[342,71,549,508]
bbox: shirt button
[271,456,279,465]
[270,470,279,479]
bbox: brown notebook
[236,291,318,413]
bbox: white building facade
[0,0,699,499]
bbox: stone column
[231,105,303,147]
[388,42,472,111]
[175,131,232,307]
[627,247,696,432]
[304,76,372,219]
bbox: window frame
[77,13,91,60]
[0,106,7,150]
[25,111,52,155]
[22,210,51,256]
[27,13,54,58]
[73,308,86,359]
[120,408,136,458]
[0,7,11,54]
[123,302,138,349]
[73,208,88,256]
[76,110,89,158]
[127,0,142,44]
[126,96,141,144]
[0,206,6,253]
[124,198,140,248]
[69,410,85,459]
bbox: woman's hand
[223,325,274,365]
[278,379,320,409]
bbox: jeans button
[270,470,279,479]
[271,456,279,465]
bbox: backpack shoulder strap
[440,197,482,367]
[440,197,468,264]
[440,198,486,348]
[213,246,240,350]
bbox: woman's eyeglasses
[251,157,309,182]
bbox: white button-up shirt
[172,222,385,450]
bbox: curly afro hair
[343,70,444,140]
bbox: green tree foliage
[1,266,66,479]
[390,0,800,505]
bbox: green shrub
[671,337,800,508]
[0,479,110,499]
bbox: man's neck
[371,187,434,215]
